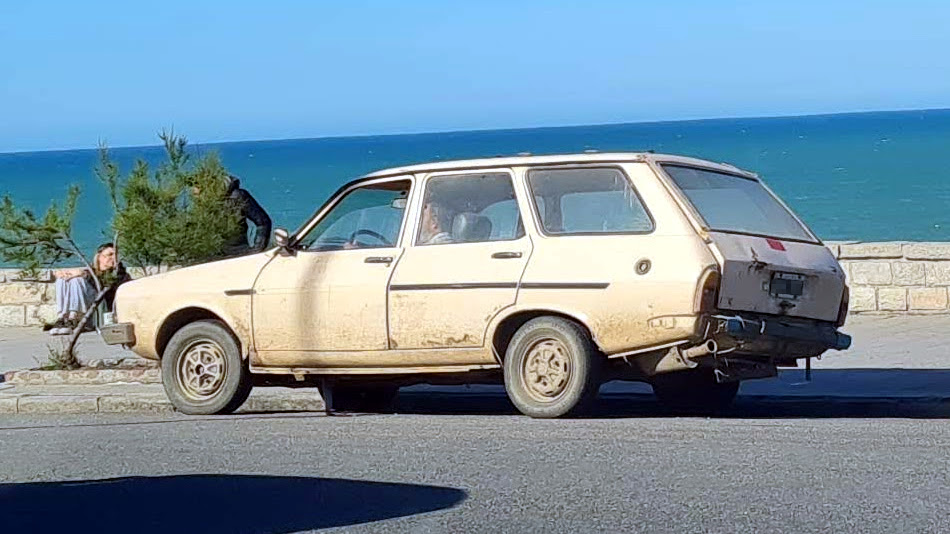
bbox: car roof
[358,152,758,181]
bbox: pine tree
[0,184,82,278]
[0,130,246,364]
[0,186,103,368]
[98,130,242,274]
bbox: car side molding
[388,282,610,291]
[224,289,256,296]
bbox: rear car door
[515,164,714,354]
[388,170,532,350]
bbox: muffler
[653,339,718,374]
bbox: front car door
[388,170,532,350]
[251,177,412,367]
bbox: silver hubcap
[522,338,572,402]
[177,340,227,401]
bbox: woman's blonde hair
[93,243,115,275]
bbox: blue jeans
[55,276,96,319]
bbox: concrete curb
[15,395,100,414]
[4,368,161,386]
[4,389,950,416]
[0,391,325,415]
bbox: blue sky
[2,0,949,153]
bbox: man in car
[419,200,454,245]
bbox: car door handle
[365,256,393,264]
[491,251,522,259]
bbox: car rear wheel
[503,317,602,418]
[651,369,739,414]
[161,320,252,415]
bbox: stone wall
[0,266,161,327]
[830,242,950,313]
[0,269,58,327]
[3,242,950,326]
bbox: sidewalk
[3,314,948,374]
[0,328,131,374]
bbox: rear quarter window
[526,167,653,235]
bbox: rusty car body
[104,152,852,417]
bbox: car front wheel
[161,320,252,415]
[503,317,602,418]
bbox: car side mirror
[391,198,407,209]
[274,228,290,248]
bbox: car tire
[503,316,602,418]
[330,385,399,413]
[650,370,739,414]
[161,320,252,415]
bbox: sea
[3,108,950,261]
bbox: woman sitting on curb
[44,243,131,335]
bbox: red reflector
[766,238,786,251]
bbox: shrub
[98,130,242,274]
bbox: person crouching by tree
[190,174,272,257]
[44,242,131,335]
[223,174,272,256]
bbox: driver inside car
[336,190,410,250]
[342,229,391,249]
[419,200,454,245]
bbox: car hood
[116,252,274,303]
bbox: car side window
[298,180,410,251]
[417,172,523,246]
[527,168,653,235]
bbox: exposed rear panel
[712,232,845,322]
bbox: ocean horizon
[5,106,944,156]
[3,107,950,263]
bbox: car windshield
[297,181,409,250]
[662,164,815,242]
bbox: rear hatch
[710,232,845,322]
[659,163,846,322]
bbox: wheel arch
[155,307,244,360]
[488,306,599,364]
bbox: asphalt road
[3,392,950,533]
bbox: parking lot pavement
[4,314,946,373]
[3,314,948,405]
[0,328,130,374]
[809,314,950,369]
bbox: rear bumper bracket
[722,316,851,351]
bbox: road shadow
[0,474,466,533]
[387,369,950,419]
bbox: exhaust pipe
[652,339,718,374]
[681,339,718,359]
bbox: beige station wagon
[104,152,852,417]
